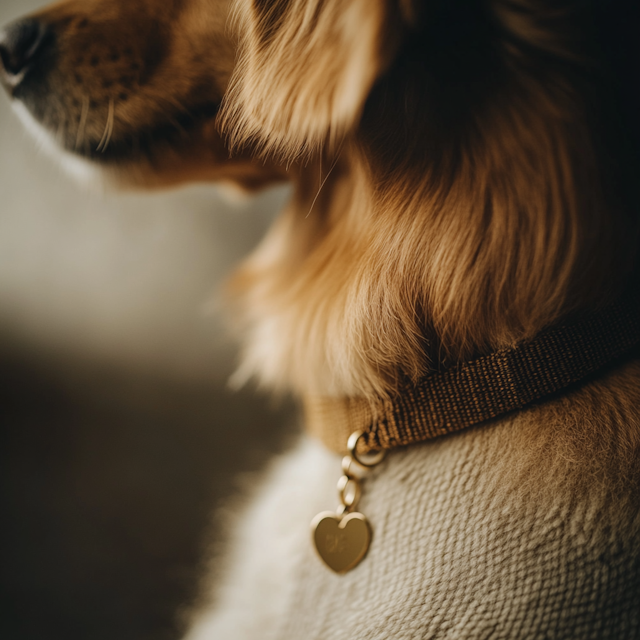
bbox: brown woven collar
[305,291,640,455]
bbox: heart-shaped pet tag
[311,511,371,573]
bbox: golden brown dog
[2,0,639,637]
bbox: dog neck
[305,289,640,454]
[228,141,638,399]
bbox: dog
[2,0,640,637]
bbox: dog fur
[3,0,640,636]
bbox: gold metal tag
[311,431,386,574]
[311,511,371,573]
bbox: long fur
[11,0,640,401]
[4,0,640,635]
[225,0,640,399]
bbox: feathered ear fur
[221,0,402,159]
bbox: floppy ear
[222,0,402,159]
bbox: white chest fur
[186,384,640,639]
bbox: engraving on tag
[311,511,371,574]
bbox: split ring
[347,430,387,468]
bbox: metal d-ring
[347,430,387,468]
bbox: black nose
[0,19,48,78]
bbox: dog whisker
[75,96,90,151]
[96,99,115,153]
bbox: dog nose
[0,19,48,78]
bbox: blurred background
[0,1,295,638]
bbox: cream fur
[187,362,640,638]
[4,0,640,636]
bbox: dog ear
[222,0,402,159]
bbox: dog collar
[309,289,640,573]
[305,289,640,456]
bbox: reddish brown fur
[15,0,286,189]
[223,0,640,398]
[3,4,640,635]
[5,0,640,413]
[4,3,640,630]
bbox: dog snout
[0,19,50,88]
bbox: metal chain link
[335,430,386,515]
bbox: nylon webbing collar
[305,291,640,455]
